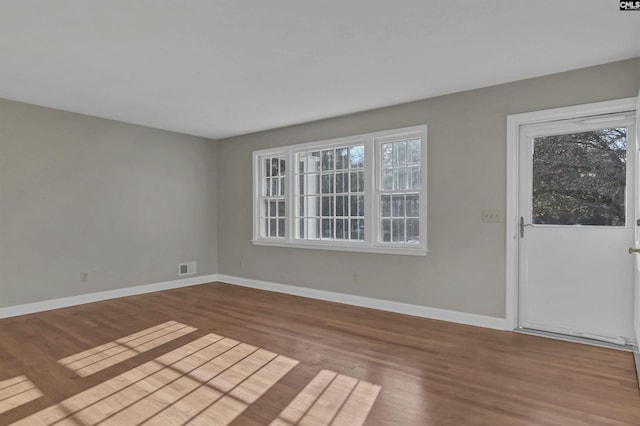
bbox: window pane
[271,158,279,177]
[308,173,320,194]
[322,218,333,239]
[322,175,334,193]
[280,177,286,195]
[265,158,271,177]
[336,148,348,170]
[392,195,405,217]
[382,219,391,242]
[351,195,364,217]
[270,219,277,237]
[298,218,304,238]
[532,128,626,226]
[299,196,305,216]
[322,196,333,216]
[279,159,286,175]
[383,167,393,190]
[271,178,278,197]
[393,167,407,190]
[336,219,347,239]
[351,219,364,240]
[350,172,358,192]
[408,139,421,164]
[270,200,277,216]
[408,165,421,190]
[322,150,334,171]
[278,200,285,217]
[310,152,321,173]
[393,141,406,166]
[265,177,271,196]
[350,171,364,192]
[336,195,347,216]
[381,195,391,217]
[298,152,314,174]
[392,219,405,242]
[307,218,319,239]
[406,219,419,243]
[308,196,320,216]
[278,218,285,237]
[382,143,393,166]
[350,146,364,168]
[406,194,419,217]
[336,172,348,193]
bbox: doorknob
[629,247,640,254]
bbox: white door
[519,112,637,345]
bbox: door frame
[505,97,638,340]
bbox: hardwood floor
[0,281,639,425]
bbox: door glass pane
[532,127,627,226]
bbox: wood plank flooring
[0,282,639,425]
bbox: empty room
[1,1,639,425]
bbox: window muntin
[253,125,427,255]
[296,145,365,241]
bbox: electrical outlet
[179,262,197,276]
[482,209,502,223]
[80,272,88,282]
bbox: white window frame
[256,151,288,239]
[252,125,428,256]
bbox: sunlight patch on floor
[0,376,43,415]
[15,333,298,425]
[58,320,196,377]
[271,369,381,426]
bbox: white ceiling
[0,1,638,139]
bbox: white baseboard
[1,273,510,331]
[0,274,218,319]
[216,274,510,331]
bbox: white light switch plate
[482,209,502,223]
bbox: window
[259,155,286,238]
[296,144,365,241]
[378,137,422,243]
[253,125,427,255]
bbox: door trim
[505,97,638,333]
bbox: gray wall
[0,100,218,307]
[1,58,638,316]
[216,57,640,318]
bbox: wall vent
[179,262,197,276]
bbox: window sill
[251,239,428,256]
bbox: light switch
[482,209,502,223]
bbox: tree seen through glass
[532,127,627,226]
